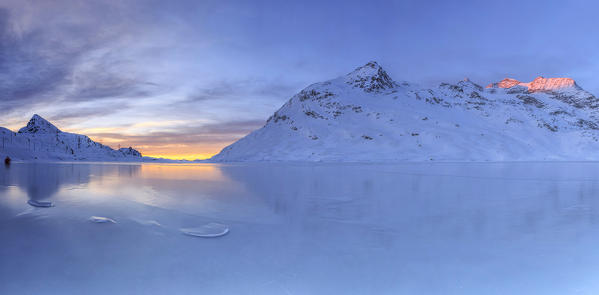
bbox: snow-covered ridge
[211,61,599,162]
[1,114,143,161]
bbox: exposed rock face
[344,61,396,92]
[119,147,142,157]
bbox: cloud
[0,4,164,116]
[184,79,297,103]
[64,57,163,101]
[85,119,264,146]
[47,103,131,124]
[0,8,75,111]
[186,81,239,102]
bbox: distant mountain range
[0,114,143,161]
[211,61,599,162]
[5,62,599,163]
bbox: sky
[1,0,598,159]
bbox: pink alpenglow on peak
[486,78,521,89]
[526,77,577,92]
[486,77,578,92]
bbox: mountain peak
[18,114,61,134]
[345,61,395,92]
[486,78,521,89]
[486,77,579,92]
[456,78,483,91]
[526,77,578,92]
[354,61,382,71]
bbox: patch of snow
[27,200,54,207]
[180,223,229,238]
[89,216,117,223]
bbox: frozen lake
[2,162,599,294]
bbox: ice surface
[89,216,116,223]
[180,223,229,238]
[2,162,599,294]
[130,217,162,227]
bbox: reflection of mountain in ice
[0,162,140,202]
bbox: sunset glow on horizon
[71,124,242,160]
[85,138,225,160]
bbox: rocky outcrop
[344,61,396,92]
[119,147,142,157]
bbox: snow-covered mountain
[211,61,599,162]
[0,114,143,161]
